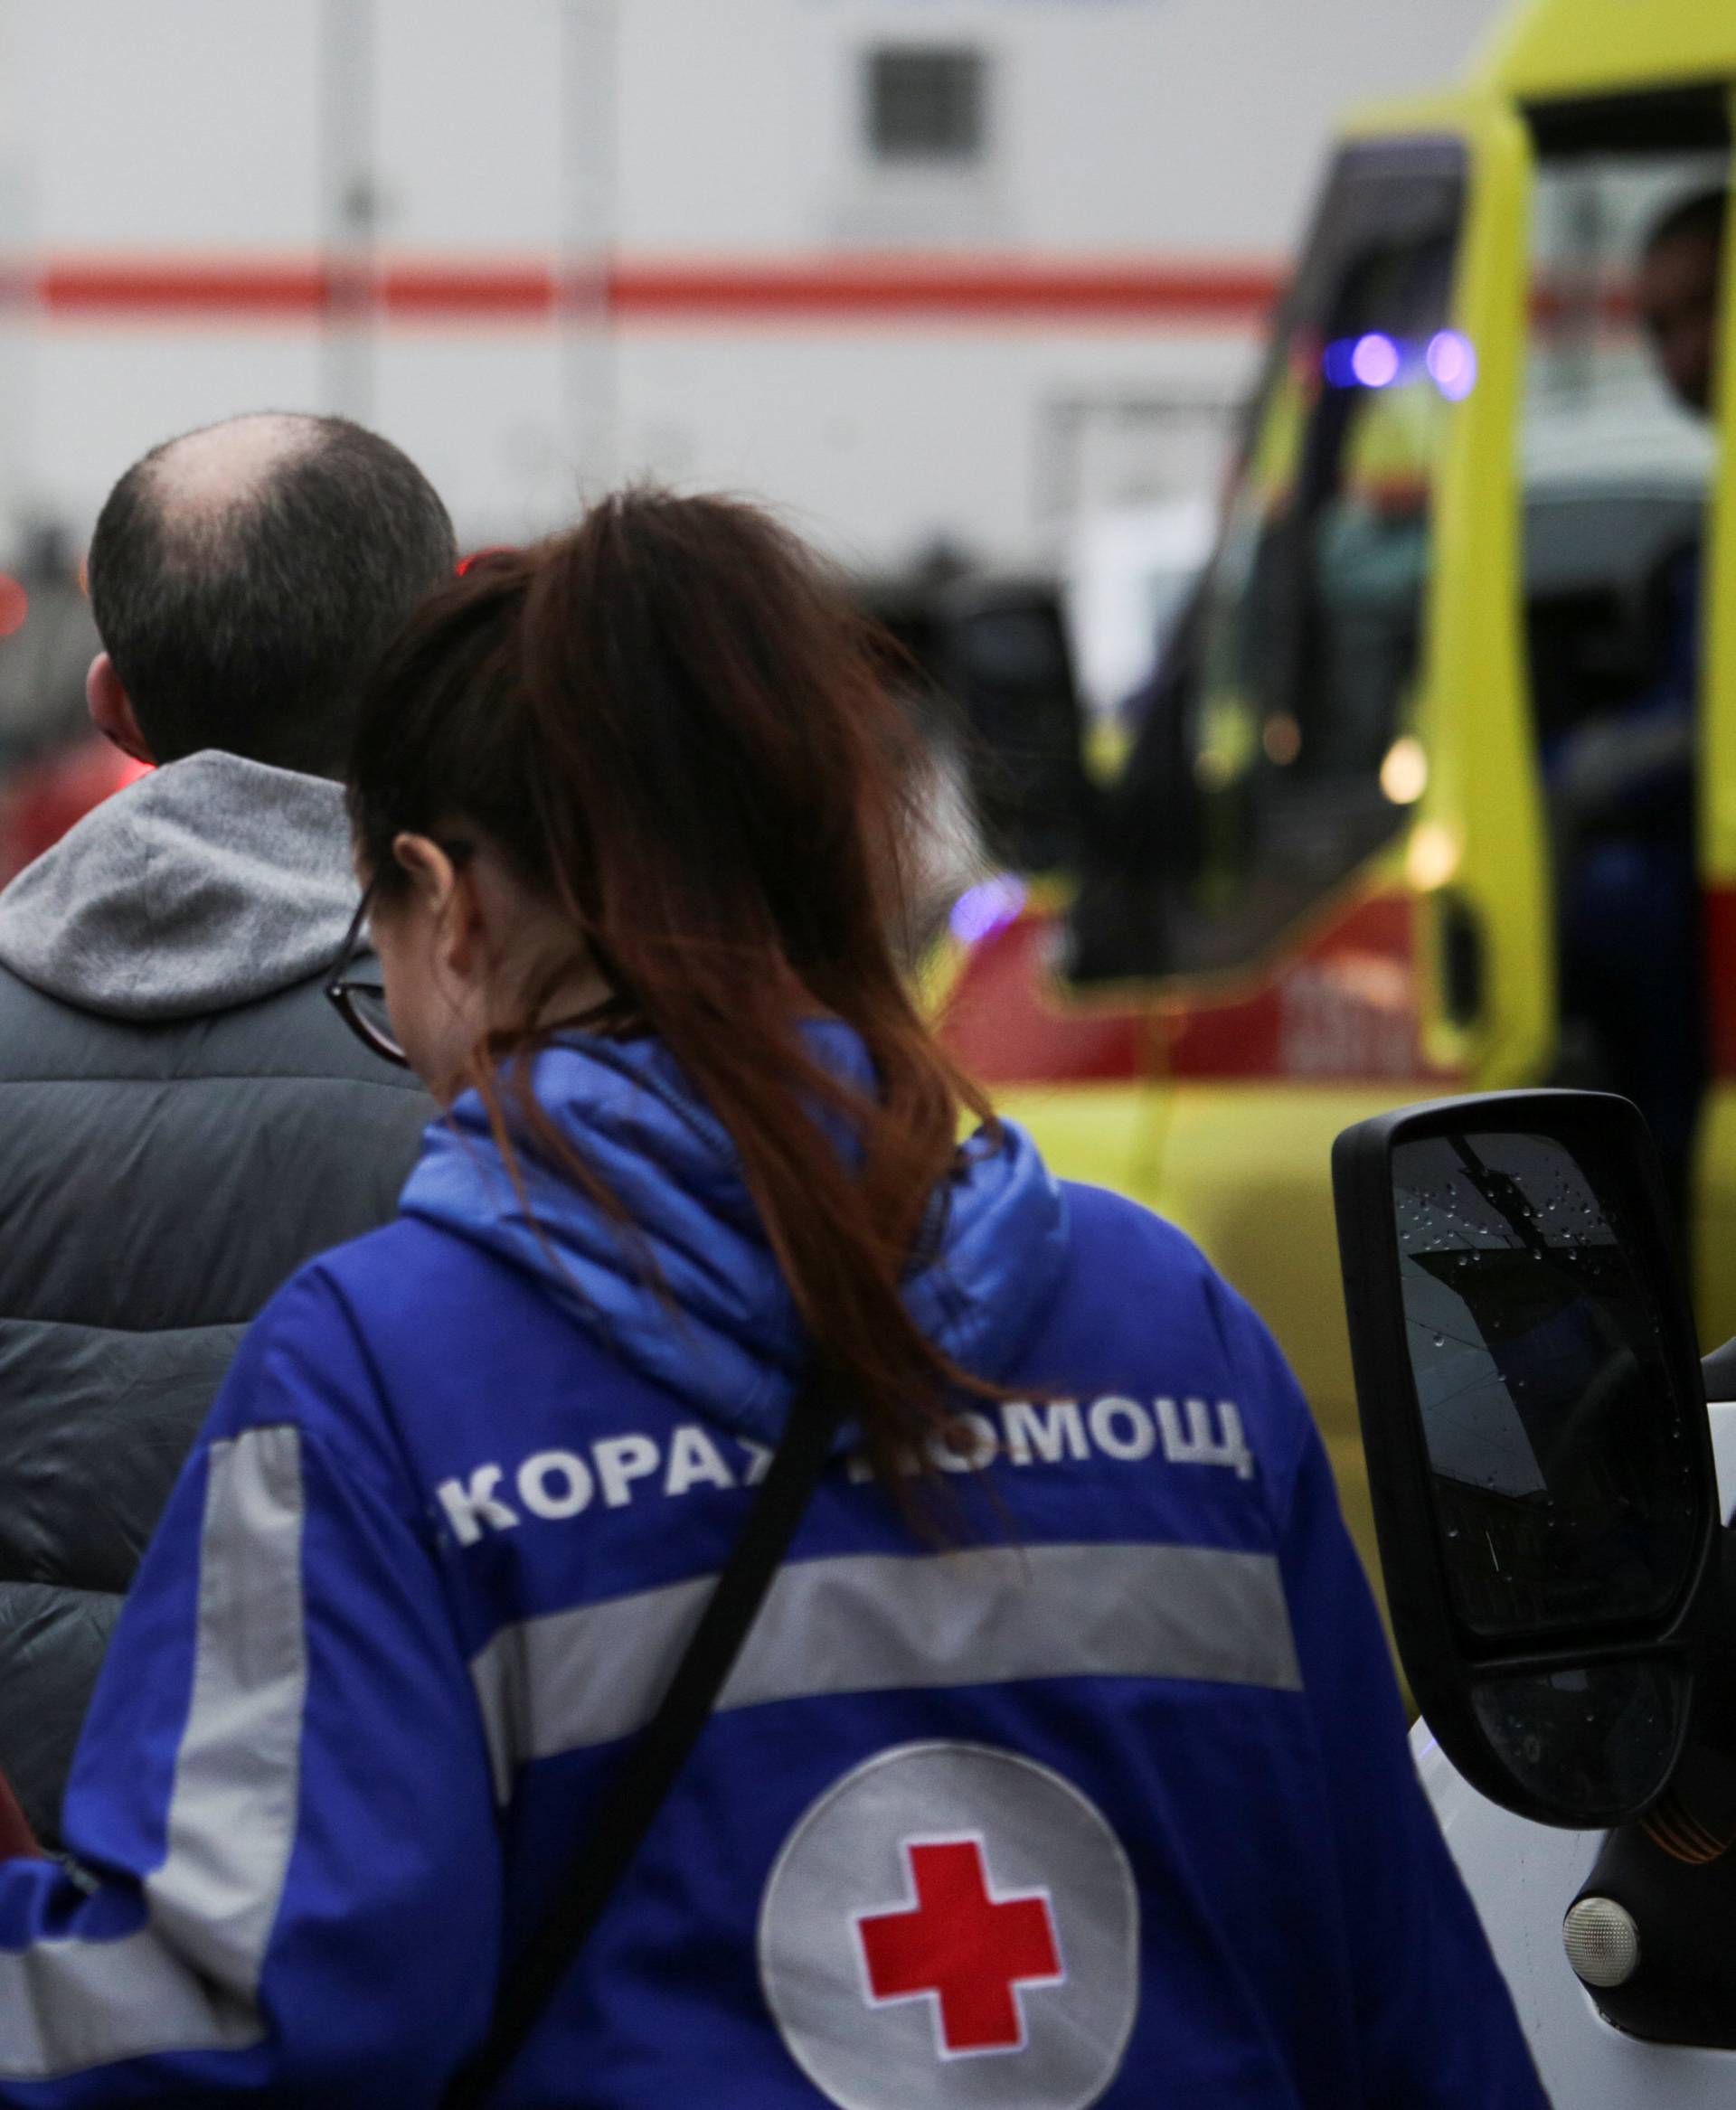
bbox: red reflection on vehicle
[0,739,151,885]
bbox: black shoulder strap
[445,1370,848,2107]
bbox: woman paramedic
[0,491,1543,2106]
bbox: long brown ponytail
[349,489,998,1480]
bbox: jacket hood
[0,750,358,1020]
[400,1029,1070,1447]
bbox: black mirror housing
[1334,1088,1720,1828]
[933,579,1094,874]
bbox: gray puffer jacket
[0,750,430,1843]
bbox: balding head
[147,410,321,518]
[87,411,456,776]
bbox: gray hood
[0,750,358,1021]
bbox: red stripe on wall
[37,261,329,316]
[610,259,1282,323]
[381,263,566,321]
[6,254,1285,326]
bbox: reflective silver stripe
[470,1541,1301,1801]
[0,1426,307,2080]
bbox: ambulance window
[1522,109,1726,749]
[1164,141,1465,972]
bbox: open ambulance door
[1480,81,1734,1347]
[1052,103,1552,1587]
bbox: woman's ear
[392,832,454,909]
[392,834,486,980]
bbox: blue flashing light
[949,874,1027,947]
[1349,333,1401,389]
[1323,333,1404,390]
[1426,329,1477,401]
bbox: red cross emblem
[855,1833,1065,2056]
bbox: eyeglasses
[326,877,407,1067]
[325,840,473,1069]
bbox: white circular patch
[759,1741,1139,2110]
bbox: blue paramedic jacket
[0,1031,1543,2106]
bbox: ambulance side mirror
[933,579,1094,875]
[1334,1089,1721,1828]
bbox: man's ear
[86,654,155,765]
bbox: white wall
[0,0,1510,565]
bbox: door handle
[1438,889,1485,1027]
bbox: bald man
[0,414,454,1843]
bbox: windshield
[1165,140,1467,974]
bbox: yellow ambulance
[939,0,1736,1587]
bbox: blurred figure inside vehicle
[1550,186,1725,1206]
